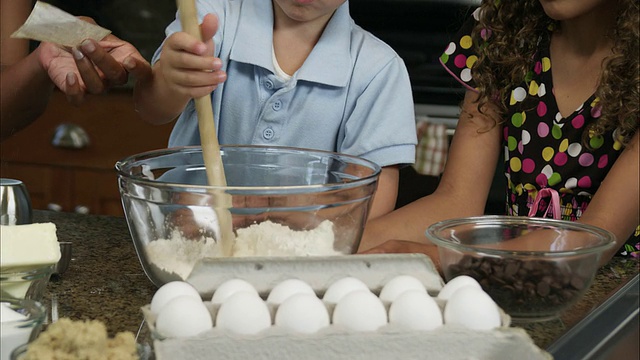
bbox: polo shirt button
[272,100,282,111]
[264,80,274,90]
[263,128,274,140]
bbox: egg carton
[147,324,549,360]
[185,253,446,298]
[144,254,552,360]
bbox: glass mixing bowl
[426,216,616,322]
[116,146,380,288]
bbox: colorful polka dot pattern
[440,12,638,255]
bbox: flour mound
[146,220,339,279]
[233,220,338,257]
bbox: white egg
[266,279,315,306]
[437,275,482,301]
[216,291,272,335]
[155,295,212,338]
[322,277,370,304]
[275,293,330,334]
[444,286,501,330]
[332,290,387,331]
[388,290,443,331]
[379,275,427,303]
[211,278,258,304]
[150,281,201,314]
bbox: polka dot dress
[440,9,639,257]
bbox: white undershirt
[272,46,292,81]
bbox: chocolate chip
[536,281,550,297]
[505,261,520,277]
[570,275,585,289]
[446,256,590,316]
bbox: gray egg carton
[185,253,445,298]
[146,254,552,360]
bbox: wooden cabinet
[0,89,174,216]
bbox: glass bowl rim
[0,298,46,327]
[425,215,617,257]
[114,145,382,192]
[0,264,54,277]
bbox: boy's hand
[157,13,226,99]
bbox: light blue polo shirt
[153,0,417,167]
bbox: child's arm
[577,131,639,265]
[367,166,399,220]
[134,14,226,125]
[359,90,502,251]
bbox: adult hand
[36,16,152,105]
[157,13,226,99]
[359,239,443,273]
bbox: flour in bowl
[145,233,219,280]
[146,220,340,279]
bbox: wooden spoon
[176,0,234,256]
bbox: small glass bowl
[10,339,151,360]
[426,216,616,322]
[1,298,46,360]
[0,265,54,302]
[9,345,27,360]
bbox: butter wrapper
[11,1,111,47]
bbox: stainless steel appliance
[0,178,33,225]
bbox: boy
[134,0,417,219]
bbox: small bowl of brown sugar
[426,216,616,322]
[10,318,139,360]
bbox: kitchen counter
[35,210,156,338]
[35,210,639,354]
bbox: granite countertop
[36,210,156,339]
[35,210,639,351]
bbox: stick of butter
[0,222,61,268]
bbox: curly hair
[470,0,639,144]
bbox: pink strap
[528,188,561,219]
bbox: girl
[359,0,639,265]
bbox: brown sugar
[22,318,138,360]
